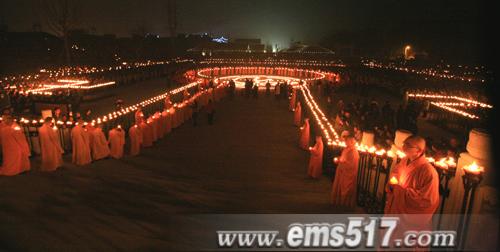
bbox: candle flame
[390,176,399,185]
[464,161,484,174]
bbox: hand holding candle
[389,176,399,192]
[389,176,399,185]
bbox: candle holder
[456,165,484,250]
[379,156,394,213]
[433,162,457,230]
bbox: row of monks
[292,89,440,248]
[0,86,226,176]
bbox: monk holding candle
[294,101,302,126]
[0,115,31,176]
[139,120,153,147]
[128,124,142,156]
[135,106,144,125]
[71,117,91,166]
[331,136,359,207]
[307,135,324,178]
[299,118,310,150]
[38,117,64,171]
[108,125,125,159]
[289,88,296,111]
[90,124,110,160]
[383,135,440,250]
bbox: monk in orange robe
[171,105,179,128]
[164,95,172,110]
[149,116,158,142]
[299,118,310,150]
[38,117,63,171]
[331,136,359,207]
[0,115,31,176]
[383,136,440,250]
[135,107,144,125]
[108,125,125,159]
[139,121,153,147]
[307,136,324,178]
[155,111,165,138]
[294,101,302,126]
[162,109,171,134]
[289,88,296,111]
[128,124,142,156]
[71,118,91,166]
[90,124,110,160]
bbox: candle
[389,176,399,185]
[445,157,456,168]
[435,158,449,169]
[334,157,339,163]
[463,161,484,175]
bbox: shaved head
[404,135,426,152]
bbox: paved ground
[0,89,356,251]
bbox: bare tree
[38,0,81,66]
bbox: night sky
[0,0,490,49]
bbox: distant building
[188,37,266,56]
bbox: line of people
[0,85,226,176]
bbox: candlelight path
[0,91,357,251]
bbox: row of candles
[407,93,492,108]
[8,80,201,127]
[1,58,194,84]
[407,92,492,120]
[362,60,486,83]
[197,58,346,67]
[196,67,338,83]
[20,79,116,96]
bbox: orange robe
[307,137,324,178]
[294,102,302,126]
[0,122,6,148]
[90,127,110,160]
[171,106,179,128]
[383,155,440,246]
[162,110,171,134]
[128,125,142,156]
[135,110,144,125]
[139,121,153,147]
[71,125,91,165]
[289,89,296,111]
[331,145,359,207]
[149,117,158,142]
[108,128,125,159]
[0,124,31,175]
[156,112,165,138]
[299,120,310,150]
[38,124,63,171]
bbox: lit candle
[435,158,449,169]
[334,157,339,163]
[389,176,399,185]
[445,157,456,168]
[463,161,484,175]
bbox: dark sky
[0,0,489,49]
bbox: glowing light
[463,161,484,175]
[389,176,399,185]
